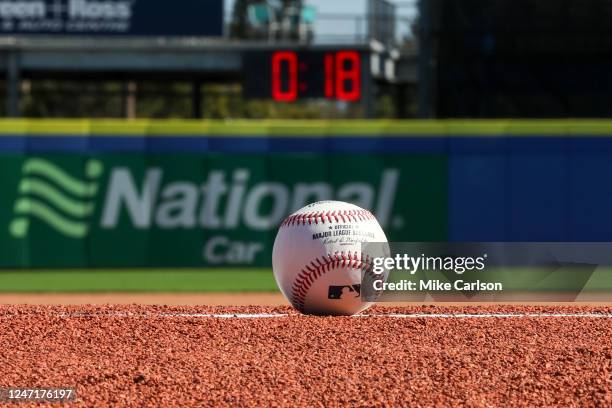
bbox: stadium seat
[247,3,280,41]
[299,5,316,43]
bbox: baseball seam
[290,251,376,312]
[281,210,375,227]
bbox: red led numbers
[271,50,361,102]
[272,51,298,102]
[324,51,362,101]
[335,51,361,101]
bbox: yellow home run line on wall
[1,119,612,137]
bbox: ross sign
[0,0,224,36]
[243,50,364,102]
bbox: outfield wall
[1,120,611,268]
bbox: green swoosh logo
[19,179,95,217]
[12,198,88,238]
[10,158,103,238]
[23,158,101,198]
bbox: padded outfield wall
[0,120,610,268]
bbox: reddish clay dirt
[0,305,610,407]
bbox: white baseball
[272,200,388,316]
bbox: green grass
[0,269,278,292]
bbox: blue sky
[224,0,418,42]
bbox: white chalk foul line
[48,312,612,319]
[52,312,290,318]
[163,313,289,318]
[380,313,612,318]
[166,313,612,318]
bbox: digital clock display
[243,50,363,102]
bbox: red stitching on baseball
[281,209,375,227]
[290,252,376,313]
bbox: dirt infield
[0,305,610,407]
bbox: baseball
[272,200,388,316]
